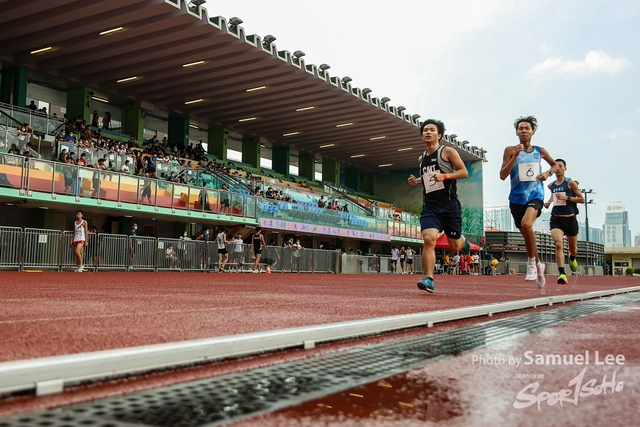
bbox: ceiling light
[30,47,52,54]
[117,76,137,83]
[350,154,365,158]
[370,136,386,141]
[319,144,335,148]
[379,163,392,167]
[92,96,109,103]
[336,122,354,127]
[189,124,199,129]
[5,203,14,206]
[183,60,205,67]
[99,27,123,36]
[397,147,413,151]
[38,206,49,210]
[296,106,315,112]
[260,144,266,148]
[184,98,203,105]
[283,132,299,137]
[246,86,267,92]
[238,117,257,122]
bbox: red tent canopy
[435,234,480,251]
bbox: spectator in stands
[120,160,131,174]
[147,153,157,178]
[199,183,211,211]
[140,174,153,204]
[65,131,76,143]
[28,100,37,111]
[91,111,100,127]
[16,121,33,146]
[91,158,107,198]
[266,187,276,199]
[102,112,111,130]
[318,195,326,208]
[219,184,230,215]
[78,152,87,167]
[341,203,349,212]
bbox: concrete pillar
[272,146,290,177]
[122,105,145,144]
[362,171,374,194]
[32,208,55,229]
[207,127,227,161]
[0,67,28,107]
[242,136,260,168]
[321,160,340,186]
[66,87,92,123]
[345,167,361,192]
[299,154,315,181]
[168,115,190,147]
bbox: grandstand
[0,0,486,268]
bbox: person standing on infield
[500,116,557,289]
[408,119,470,293]
[544,158,584,284]
[71,210,89,272]
[251,227,266,273]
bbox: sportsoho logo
[512,351,625,410]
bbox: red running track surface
[0,272,636,363]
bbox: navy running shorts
[420,198,462,239]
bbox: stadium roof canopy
[0,0,486,171]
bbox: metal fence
[0,226,345,273]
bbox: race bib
[423,171,445,193]
[553,192,566,206]
[518,162,539,182]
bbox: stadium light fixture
[190,0,206,6]
[189,124,199,129]
[341,76,353,84]
[228,17,243,32]
[293,50,306,58]
[184,98,204,105]
[361,88,372,96]
[412,114,421,120]
[319,64,331,71]
[30,47,52,54]
[336,122,354,128]
[183,60,205,67]
[262,34,276,48]
[319,144,335,148]
[246,86,267,92]
[397,147,413,151]
[117,76,138,83]
[99,27,123,36]
[370,136,386,141]
[378,163,392,167]
[92,96,109,103]
[238,117,257,122]
[283,132,299,137]
[380,97,391,105]
[295,106,315,112]
[397,106,406,112]
[350,154,365,158]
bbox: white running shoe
[536,262,546,289]
[525,262,536,281]
[77,265,84,273]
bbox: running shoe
[525,262,537,281]
[557,274,568,285]
[417,276,435,293]
[77,265,84,273]
[536,262,546,289]
[569,257,578,273]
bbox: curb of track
[1,286,638,396]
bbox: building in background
[635,233,640,247]
[533,211,551,234]
[578,221,605,245]
[484,206,515,231]
[604,202,631,247]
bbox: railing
[256,198,389,235]
[0,226,343,273]
[0,102,66,139]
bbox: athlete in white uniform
[71,210,89,272]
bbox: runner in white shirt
[216,228,228,272]
[71,210,89,272]
[406,247,415,274]
[233,233,244,272]
[390,246,400,274]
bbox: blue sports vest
[550,177,579,215]
[509,146,545,205]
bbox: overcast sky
[211,0,639,239]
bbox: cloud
[526,50,632,76]
[605,129,633,140]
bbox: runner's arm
[567,180,585,204]
[536,147,557,181]
[499,146,518,181]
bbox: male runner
[544,159,583,284]
[251,227,266,273]
[500,116,557,289]
[408,119,470,293]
